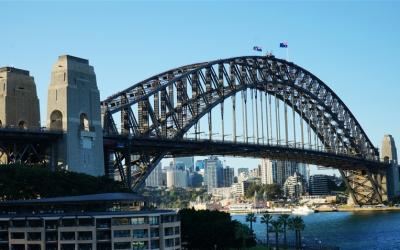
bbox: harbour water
[232,211,400,250]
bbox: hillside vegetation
[0,164,129,200]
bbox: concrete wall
[47,55,104,176]
[0,67,40,128]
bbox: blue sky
[2,1,399,174]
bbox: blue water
[232,211,400,250]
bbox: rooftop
[59,55,89,64]
[0,192,146,206]
[0,67,30,76]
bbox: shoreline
[223,206,400,214]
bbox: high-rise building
[261,158,308,186]
[145,163,164,187]
[238,168,249,176]
[309,175,330,195]
[174,157,194,171]
[381,134,399,198]
[195,160,205,171]
[166,168,189,188]
[222,166,234,187]
[204,156,223,192]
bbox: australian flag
[253,46,262,52]
[280,42,288,48]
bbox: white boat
[292,206,314,215]
[267,207,292,213]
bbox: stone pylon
[46,55,104,176]
[0,67,40,129]
[381,134,399,199]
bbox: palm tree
[245,212,257,232]
[260,213,273,248]
[278,214,291,247]
[269,220,282,249]
[289,216,305,249]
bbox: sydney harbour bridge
[0,55,392,205]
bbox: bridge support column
[341,169,387,205]
[47,55,104,176]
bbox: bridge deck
[104,136,388,172]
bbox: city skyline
[2,1,399,172]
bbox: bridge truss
[101,56,388,205]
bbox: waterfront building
[283,172,304,198]
[381,134,400,198]
[232,181,251,197]
[309,175,330,195]
[0,193,181,250]
[146,163,164,188]
[261,159,275,185]
[204,156,223,192]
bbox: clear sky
[2,1,399,174]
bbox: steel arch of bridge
[101,55,388,205]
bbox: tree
[289,216,305,249]
[270,220,282,249]
[278,214,291,247]
[245,212,257,232]
[260,212,273,248]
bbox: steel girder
[101,56,385,204]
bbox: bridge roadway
[103,136,389,172]
[0,128,388,173]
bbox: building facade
[309,175,330,196]
[204,157,223,192]
[0,193,181,250]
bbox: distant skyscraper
[146,163,163,187]
[195,160,205,171]
[166,168,188,188]
[381,134,399,198]
[261,159,307,186]
[174,157,194,171]
[222,166,234,187]
[204,156,223,192]
[238,168,249,176]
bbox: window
[78,231,92,240]
[165,239,174,248]
[11,233,24,240]
[149,216,159,225]
[132,241,148,250]
[45,220,58,230]
[80,113,90,131]
[50,110,63,130]
[77,243,92,250]
[174,237,180,246]
[150,239,160,249]
[131,217,147,225]
[96,231,111,241]
[27,232,41,241]
[112,217,130,226]
[132,229,147,238]
[12,220,25,228]
[113,242,130,250]
[164,227,174,236]
[45,232,58,242]
[61,219,76,227]
[96,219,111,229]
[61,232,75,241]
[150,228,159,237]
[174,226,180,235]
[113,230,130,238]
[60,244,75,250]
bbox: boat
[267,207,292,214]
[292,205,314,215]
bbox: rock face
[0,67,40,129]
[381,134,399,198]
[47,55,104,176]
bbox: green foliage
[245,183,282,199]
[179,208,256,249]
[0,164,129,200]
[140,187,209,208]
